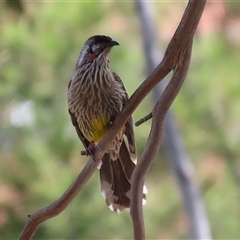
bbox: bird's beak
[92,40,119,57]
[108,40,120,47]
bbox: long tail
[100,139,147,212]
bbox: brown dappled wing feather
[68,79,90,149]
[113,72,136,159]
[68,109,90,150]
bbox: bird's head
[76,35,119,69]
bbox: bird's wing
[68,79,90,150]
[112,72,136,160]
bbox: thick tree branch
[19,1,206,239]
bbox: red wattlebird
[67,35,147,212]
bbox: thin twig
[135,112,152,126]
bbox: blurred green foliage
[0,1,240,239]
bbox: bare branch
[135,112,152,126]
[19,1,206,239]
[19,158,99,239]
[136,1,211,239]
[131,0,206,239]
[131,39,193,240]
[136,1,212,238]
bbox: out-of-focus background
[0,1,240,239]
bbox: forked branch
[19,1,206,239]
[131,39,193,240]
[134,0,211,239]
[131,0,206,239]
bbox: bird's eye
[89,46,94,53]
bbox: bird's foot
[80,150,88,156]
[80,141,96,157]
[88,141,96,156]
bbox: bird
[67,35,147,212]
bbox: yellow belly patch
[84,117,108,143]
